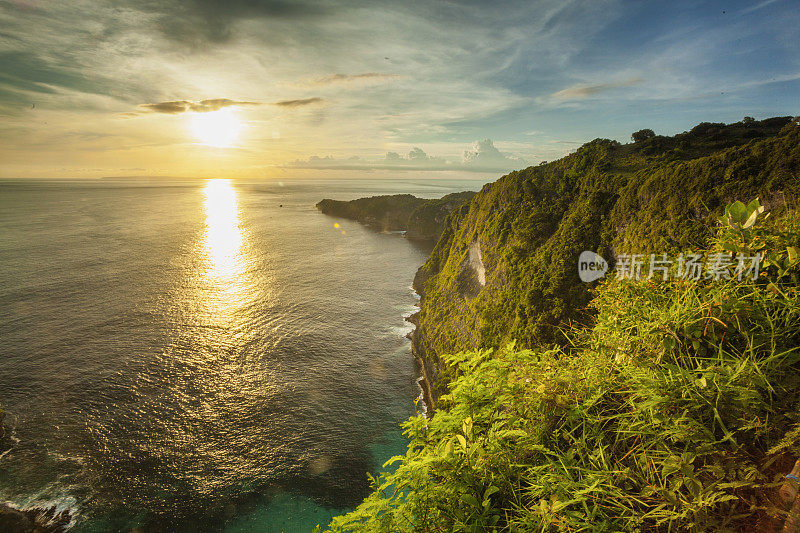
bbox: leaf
[788,246,799,262]
[484,485,500,499]
[663,456,681,477]
[456,434,467,450]
[685,478,702,499]
[444,438,454,456]
[746,197,762,213]
[462,493,479,507]
[728,201,747,225]
[497,429,528,439]
[742,213,757,229]
[382,455,405,468]
[575,479,602,496]
[462,417,473,436]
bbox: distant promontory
[315,191,476,241]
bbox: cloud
[462,139,526,168]
[286,140,526,173]
[550,78,642,101]
[305,73,401,86]
[741,0,782,15]
[270,97,325,107]
[136,97,323,115]
[138,0,326,45]
[139,98,260,114]
[384,146,446,166]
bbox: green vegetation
[323,199,800,532]
[631,128,655,143]
[407,193,479,241]
[412,117,800,405]
[315,117,800,531]
[316,192,476,241]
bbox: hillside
[325,199,800,532]
[320,117,800,532]
[316,191,476,241]
[411,116,800,406]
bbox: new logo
[578,251,608,282]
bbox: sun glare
[190,109,242,148]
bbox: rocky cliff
[316,191,476,241]
[411,116,800,407]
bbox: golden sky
[0,0,798,179]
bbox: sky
[0,0,797,179]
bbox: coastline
[405,310,436,415]
[403,290,430,418]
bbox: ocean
[0,177,489,532]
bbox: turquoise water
[0,177,488,531]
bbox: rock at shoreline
[0,503,71,533]
[0,504,33,533]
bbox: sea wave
[1,490,78,532]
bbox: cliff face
[316,192,476,241]
[412,117,800,407]
[405,192,477,240]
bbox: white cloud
[462,139,526,168]
[286,140,527,173]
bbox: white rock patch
[467,241,486,286]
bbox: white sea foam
[0,427,20,460]
[397,303,419,316]
[390,323,415,337]
[2,486,81,531]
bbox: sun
[190,109,242,148]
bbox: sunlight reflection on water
[204,179,244,280]
[198,178,258,323]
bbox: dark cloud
[138,98,261,114]
[270,97,325,107]
[136,97,323,114]
[140,101,192,114]
[191,98,260,111]
[128,0,326,44]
